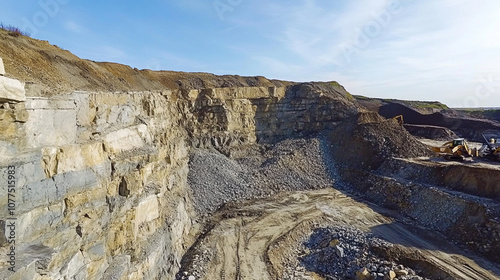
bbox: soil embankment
[355,96,500,141]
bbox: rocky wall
[187,83,358,153]
[0,89,196,280]
[0,79,358,279]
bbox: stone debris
[299,226,428,280]
[188,138,334,214]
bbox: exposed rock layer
[0,76,358,279]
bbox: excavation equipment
[479,134,500,161]
[431,138,477,162]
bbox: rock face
[0,89,195,279]
[0,76,359,279]
[188,83,358,152]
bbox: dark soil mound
[403,124,458,140]
[378,103,500,141]
[328,111,434,171]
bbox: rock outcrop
[1,88,195,279]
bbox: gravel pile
[187,138,334,214]
[299,226,428,280]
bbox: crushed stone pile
[299,226,428,280]
[188,138,334,214]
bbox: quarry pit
[0,29,500,280]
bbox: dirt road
[178,188,500,280]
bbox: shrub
[0,23,30,37]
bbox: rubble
[299,226,427,280]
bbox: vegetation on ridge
[0,23,30,37]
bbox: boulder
[0,75,26,102]
[395,268,409,277]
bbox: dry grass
[0,23,30,37]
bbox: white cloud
[213,0,500,106]
[64,21,86,34]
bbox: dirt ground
[177,188,500,280]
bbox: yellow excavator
[431,138,477,162]
[392,115,404,126]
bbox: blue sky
[1,0,500,107]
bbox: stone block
[56,142,107,174]
[0,57,4,75]
[73,92,97,127]
[24,99,77,149]
[103,126,147,154]
[16,203,64,243]
[18,168,99,213]
[52,169,99,198]
[0,76,26,103]
[20,178,57,212]
[24,98,74,110]
[134,195,159,237]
